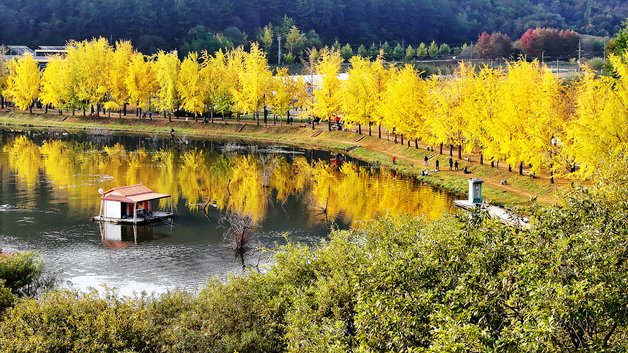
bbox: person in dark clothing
[435,159,440,170]
[448,157,453,170]
[170,128,175,139]
[424,155,429,166]
[454,160,459,170]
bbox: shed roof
[102,184,170,203]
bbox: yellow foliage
[5,54,40,111]
[312,48,343,121]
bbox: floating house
[93,184,174,224]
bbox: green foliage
[340,44,353,61]
[368,43,379,59]
[428,41,439,57]
[0,0,626,53]
[438,43,451,56]
[0,280,16,312]
[606,19,628,57]
[0,252,44,296]
[585,57,606,71]
[416,42,428,59]
[405,45,416,62]
[357,44,367,58]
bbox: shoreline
[0,111,565,206]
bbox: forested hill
[1,0,626,53]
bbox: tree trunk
[358,123,362,135]
[550,165,554,184]
[45,104,48,114]
[210,108,214,124]
[407,139,410,147]
[368,122,372,136]
[29,105,33,114]
[480,154,483,165]
[328,119,332,131]
[400,133,404,145]
[287,110,291,125]
[83,107,86,116]
[508,164,512,173]
[394,133,397,144]
[449,144,453,157]
[519,162,523,175]
[168,111,172,123]
[123,103,127,116]
[378,124,382,139]
[491,161,494,168]
[263,106,268,124]
[415,139,418,149]
[0,96,4,109]
[458,145,462,159]
[439,143,443,155]
[119,110,122,119]
[256,112,260,126]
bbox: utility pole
[278,35,282,66]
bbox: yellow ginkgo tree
[177,52,205,121]
[342,55,373,135]
[155,50,180,122]
[232,43,272,125]
[105,40,133,117]
[40,56,73,113]
[312,48,343,131]
[125,52,158,118]
[65,37,112,116]
[566,53,628,178]
[5,54,40,113]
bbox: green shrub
[585,57,606,71]
[0,251,44,295]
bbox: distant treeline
[0,0,626,53]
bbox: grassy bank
[0,111,566,206]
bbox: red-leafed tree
[475,32,513,59]
[519,28,579,59]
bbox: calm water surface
[0,129,453,295]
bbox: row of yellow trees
[1,38,627,179]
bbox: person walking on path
[392,155,397,164]
[424,155,429,166]
[435,159,440,171]
[454,160,459,171]
[448,157,453,170]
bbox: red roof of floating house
[102,184,170,203]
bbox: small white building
[94,184,173,224]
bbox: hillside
[0,0,626,53]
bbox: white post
[133,203,137,224]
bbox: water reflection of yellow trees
[1,136,451,224]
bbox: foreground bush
[0,158,626,352]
